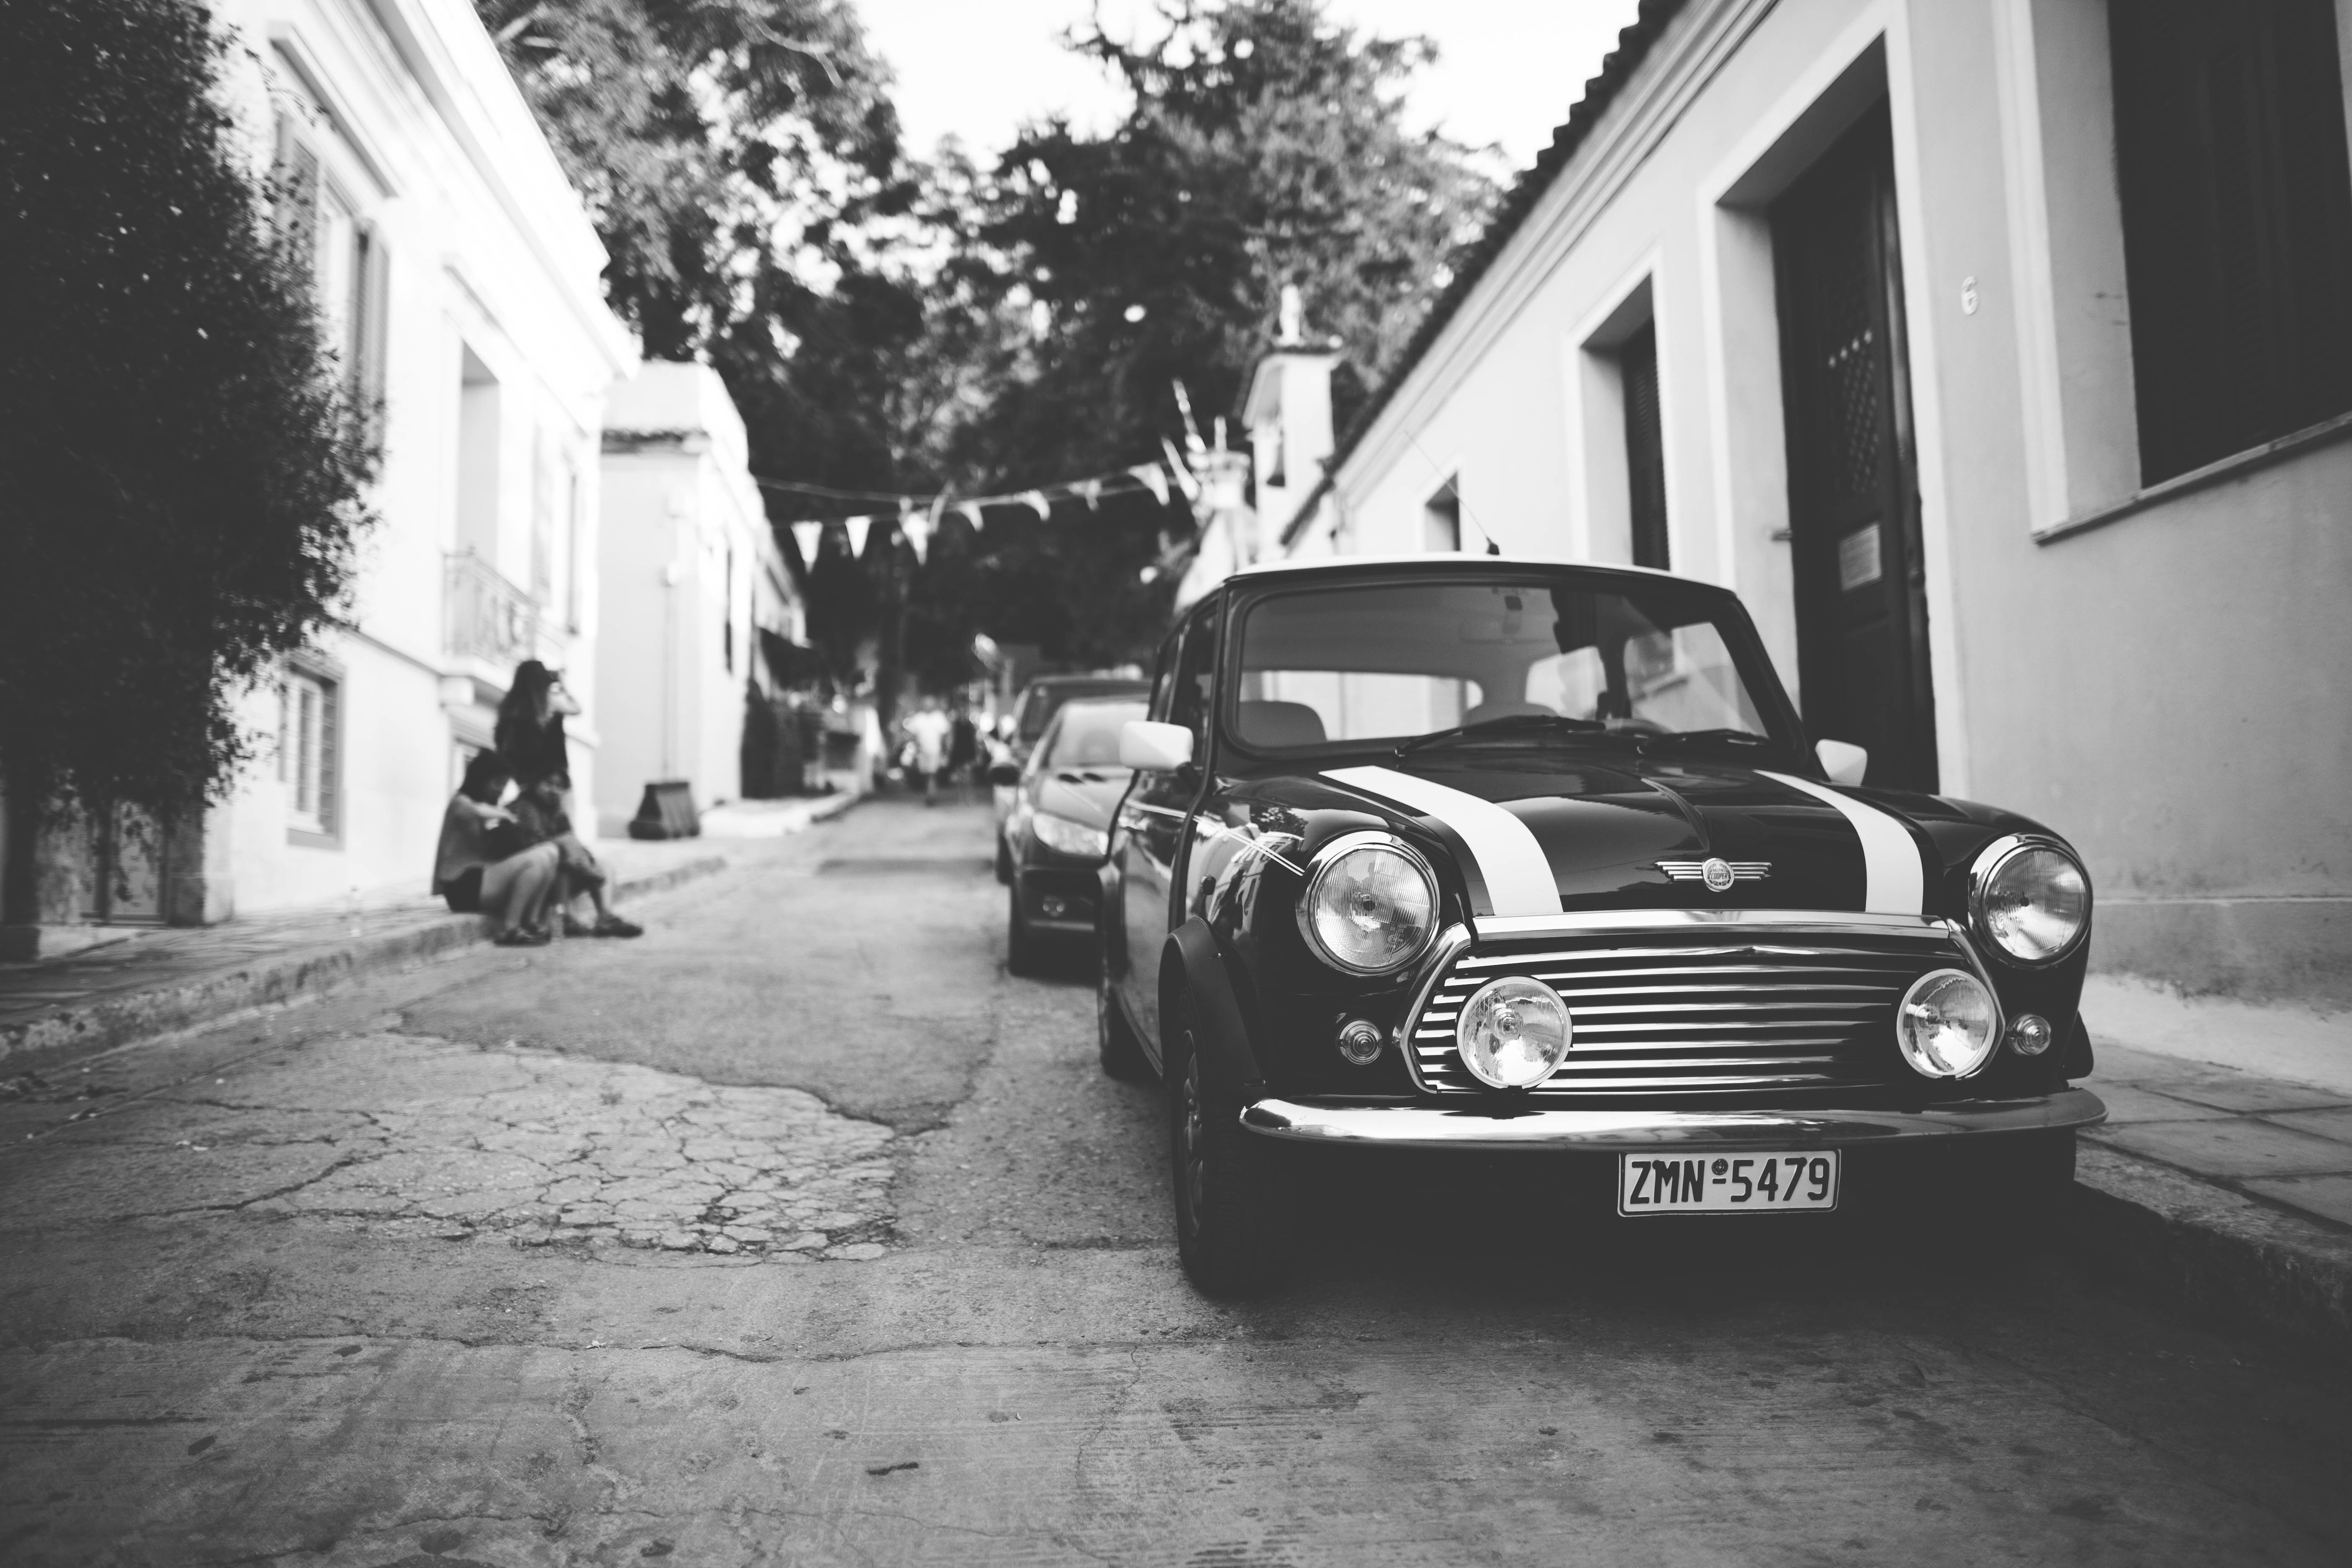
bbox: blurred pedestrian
[949,705,978,802]
[904,698,952,806]
[432,753,561,945]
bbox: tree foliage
[0,0,377,834]
[478,0,902,359]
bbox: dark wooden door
[1773,104,1937,792]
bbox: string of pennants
[762,449,1201,570]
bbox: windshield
[1018,679,1148,742]
[1232,575,1791,756]
[1041,700,1146,769]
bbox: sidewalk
[0,831,745,1068]
[2074,974,2352,1354]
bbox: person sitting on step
[503,770,642,938]
[432,753,561,946]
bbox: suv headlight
[1970,836,2090,965]
[1296,833,1437,976]
[1032,811,1108,859]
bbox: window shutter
[353,223,389,422]
[318,678,340,836]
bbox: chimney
[1242,286,1338,561]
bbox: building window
[282,666,340,842]
[1423,477,1461,552]
[1620,320,1670,568]
[2109,0,2352,483]
[273,112,387,413]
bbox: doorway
[1772,102,1937,792]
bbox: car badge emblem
[1658,858,1771,893]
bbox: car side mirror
[1816,738,1869,786]
[986,762,1021,787]
[1120,719,1195,773]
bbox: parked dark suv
[1097,554,2104,1296]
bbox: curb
[0,854,730,1067]
[2070,1142,2352,1359]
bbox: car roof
[1226,552,1714,591]
[1022,673,1149,690]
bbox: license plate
[1618,1151,1840,1215]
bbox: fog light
[1896,969,2000,1079]
[1456,976,1572,1089]
[1040,895,1069,919]
[1336,1018,1385,1067]
[2006,1013,2053,1057]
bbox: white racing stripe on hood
[1759,770,1925,914]
[1323,765,1560,917]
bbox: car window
[1042,700,1147,769]
[1166,606,1220,753]
[1232,575,1783,753]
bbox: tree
[477,0,901,360]
[0,0,378,941]
[911,0,1498,671]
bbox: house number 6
[1960,276,1980,315]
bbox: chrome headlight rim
[1292,830,1440,977]
[1968,833,2092,968]
[1895,966,2003,1080]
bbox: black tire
[1097,962,1150,1081]
[995,833,1013,885]
[1006,885,1040,976]
[1166,993,1294,1297]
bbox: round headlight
[1297,837,1436,975]
[1972,839,2089,965]
[1896,969,2000,1079]
[1457,976,1572,1089]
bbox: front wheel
[1166,996,1294,1297]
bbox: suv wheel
[1097,961,1149,1081]
[1166,995,1293,1297]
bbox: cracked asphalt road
[2,799,2348,1566]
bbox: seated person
[433,754,561,946]
[502,771,642,938]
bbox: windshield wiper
[1396,712,1609,757]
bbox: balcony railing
[444,549,540,668]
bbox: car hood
[1031,767,1131,830]
[1296,751,1975,918]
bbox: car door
[1115,601,1219,1057]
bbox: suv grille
[1408,923,1972,1098]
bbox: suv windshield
[1232,575,1794,757]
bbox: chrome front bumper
[1238,1088,2106,1152]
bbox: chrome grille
[1410,923,1969,1097]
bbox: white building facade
[1279,0,2352,1006]
[595,363,800,837]
[196,0,634,917]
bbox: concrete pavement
[3,800,2349,1565]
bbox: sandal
[593,916,644,938]
[494,927,552,947]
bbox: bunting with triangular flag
[789,520,824,567]
[900,509,930,564]
[844,516,872,556]
[957,500,984,531]
[1019,490,1050,522]
[1130,463,1170,507]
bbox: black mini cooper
[1096,555,2104,1296]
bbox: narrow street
[3,799,2347,1567]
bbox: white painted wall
[596,363,794,836]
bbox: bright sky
[859,0,1648,174]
